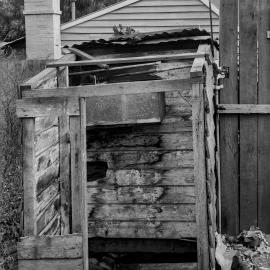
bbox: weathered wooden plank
[79,98,88,270]
[36,143,59,173]
[59,115,71,235]
[35,115,58,134]
[88,204,195,221]
[239,0,258,231]
[88,186,195,204]
[17,98,80,118]
[218,104,270,114]
[87,150,194,169]
[36,195,60,234]
[190,44,209,78]
[18,234,82,259]
[22,79,195,98]
[87,168,194,186]
[36,161,59,196]
[36,179,59,217]
[120,263,198,270]
[23,118,37,236]
[46,53,206,68]
[18,258,83,270]
[219,0,239,235]
[88,221,196,239]
[70,116,82,233]
[258,0,270,233]
[35,126,59,156]
[192,82,209,269]
[87,132,193,151]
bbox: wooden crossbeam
[217,104,270,114]
[21,78,198,99]
[68,47,109,69]
[46,52,207,68]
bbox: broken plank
[18,234,82,259]
[88,221,196,239]
[87,168,194,187]
[22,78,196,98]
[87,186,195,204]
[88,204,195,221]
[87,150,194,169]
[87,132,193,151]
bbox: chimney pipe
[71,0,77,21]
[24,0,62,60]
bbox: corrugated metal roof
[72,28,219,49]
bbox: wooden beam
[192,82,209,270]
[23,118,37,236]
[22,78,197,99]
[16,97,80,118]
[217,104,270,114]
[18,234,82,259]
[190,45,210,78]
[46,52,207,68]
[68,47,109,69]
[79,98,88,270]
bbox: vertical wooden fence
[219,0,270,234]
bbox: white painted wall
[61,0,220,47]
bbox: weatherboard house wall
[61,0,220,47]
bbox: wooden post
[59,115,71,235]
[192,82,209,270]
[219,0,239,235]
[79,98,88,270]
[258,0,270,232]
[23,118,37,236]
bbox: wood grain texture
[88,204,195,221]
[87,168,194,186]
[88,221,196,239]
[239,0,258,230]
[23,118,37,236]
[192,82,209,270]
[219,0,239,235]
[123,263,198,270]
[22,79,195,99]
[35,115,58,134]
[59,115,71,235]
[16,97,80,118]
[79,98,88,270]
[70,116,82,234]
[218,104,270,114]
[88,186,195,204]
[18,234,82,259]
[258,0,270,233]
[18,259,83,270]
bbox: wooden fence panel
[258,0,270,232]
[239,0,258,231]
[219,0,239,235]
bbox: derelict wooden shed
[16,31,218,270]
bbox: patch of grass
[0,59,45,270]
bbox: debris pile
[216,227,270,270]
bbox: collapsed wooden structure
[16,37,218,270]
